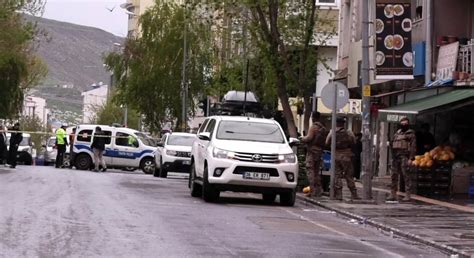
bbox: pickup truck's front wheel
[262,193,276,203]
[189,162,202,197]
[202,165,219,202]
[280,190,296,206]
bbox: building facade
[23,96,49,126]
[82,84,108,124]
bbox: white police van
[73,125,157,173]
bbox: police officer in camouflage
[299,112,327,197]
[326,117,360,200]
[388,117,416,201]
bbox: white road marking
[282,208,405,258]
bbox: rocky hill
[30,15,123,91]
[25,16,123,122]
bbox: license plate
[183,160,191,165]
[243,172,270,180]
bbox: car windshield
[136,132,156,147]
[216,121,285,143]
[7,135,31,146]
[167,135,196,146]
[47,138,56,147]
[19,137,31,146]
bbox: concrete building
[121,0,184,37]
[23,96,49,126]
[82,84,108,124]
[337,0,474,177]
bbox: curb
[296,194,472,258]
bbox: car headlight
[166,149,177,156]
[278,153,296,163]
[212,147,235,159]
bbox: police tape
[0,130,141,139]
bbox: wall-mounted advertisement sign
[435,42,460,80]
[375,0,414,80]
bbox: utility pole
[361,0,372,199]
[425,0,432,84]
[181,1,188,132]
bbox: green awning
[378,89,474,122]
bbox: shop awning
[378,89,474,122]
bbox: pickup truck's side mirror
[198,132,211,141]
[288,137,300,147]
[157,142,164,147]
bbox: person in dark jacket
[8,122,23,169]
[0,123,7,165]
[69,127,76,168]
[91,126,107,172]
[352,132,363,179]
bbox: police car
[73,125,157,173]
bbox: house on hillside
[82,83,108,123]
[23,96,49,126]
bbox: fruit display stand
[414,161,452,197]
[412,145,455,198]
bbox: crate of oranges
[412,145,455,170]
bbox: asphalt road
[0,165,446,257]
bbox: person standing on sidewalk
[388,117,417,201]
[7,122,22,169]
[55,124,68,168]
[91,126,107,172]
[326,117,360,200]
[299,112,327,197]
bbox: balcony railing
[458,39,474,75]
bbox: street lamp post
[181,2,188,132]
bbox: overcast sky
[43,0,128,37]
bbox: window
[316,0,337,6]
[47,138,56,147]
[197,119,209,134]
[136,132,155,147]
[77,129,93,142]
[205,119,216,137]
[19,136,31,146]
[216,121,285,144]
[167,135,196,146]
[115,132,138,148]
[102,130,112,145]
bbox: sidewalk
[297,183,474,257]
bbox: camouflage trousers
[391,154,412,194]
[305,150,323,197]
[334,156,357,198]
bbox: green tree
[19,115,48,153]
[94,101,140,130]
[202,1,337,136]
[104,0,213,132]
[0,1,47,119]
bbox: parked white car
[188,116,299,206]
[154,132,196,178]
[73,125,157,173]
[6,133,33,165]
[43,136,72,167]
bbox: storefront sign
[436,41,460,80]
[317,98,361,115]
[375,0,414,80]
[379,112,415,123]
